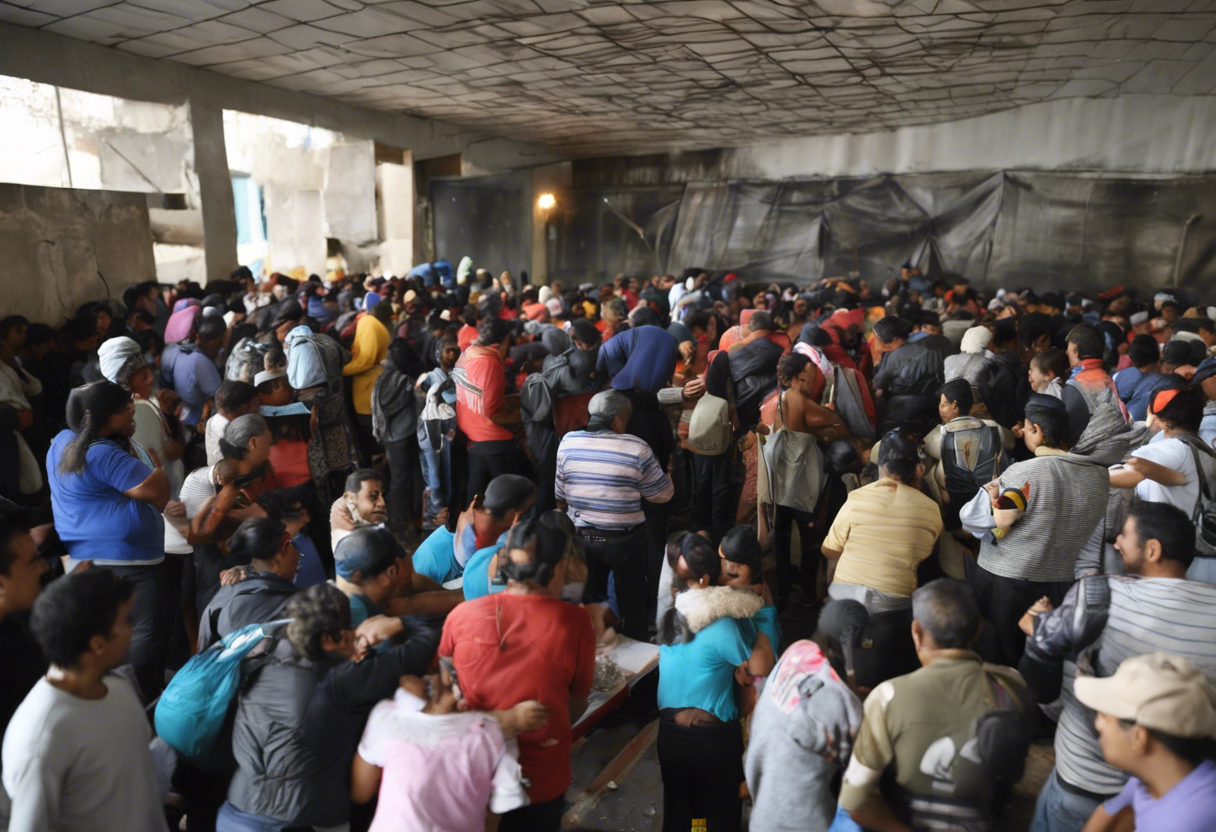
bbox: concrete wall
[0,22,562,284]
[0,183,155,324]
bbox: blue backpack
[154,620,287,762]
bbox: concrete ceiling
[4,0,1216,156]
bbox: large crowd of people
[2,263,1216,832]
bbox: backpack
[154,620,286,762]
[1176,434,1216,555]
[284,326,347,391]
[225,337,269,384]
[687,394,732,455]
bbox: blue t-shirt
[1103,759,1216,832]
[161,345,222,426]
[292,533,327,589]
[412,527,459,585]
[461,531,510,601]
[658,615,757,722]
[753,604,781,657]
[347,592,381,627]
[47,430,164,563]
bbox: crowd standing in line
[2,265,1216,832]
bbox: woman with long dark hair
[656,533,775,832]
[47,380,172,699]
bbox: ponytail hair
[59,381,133,475]
[497,521,568,587]
[658,534,718,646]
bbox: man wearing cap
[1074,653,1216,832]
[1019,501,1216,832]
[556,389,673,641]
[961,393,1110,666]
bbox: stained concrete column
[188,99,238,285]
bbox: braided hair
[58,381,133,475]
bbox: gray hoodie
[745,640,863,832]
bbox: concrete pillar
[188,100,238,285]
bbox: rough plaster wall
[376,158,414,277]
[323,142,377,245]
[264,186,325,276]
[0,184,154,324]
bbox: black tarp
[431,170,532,278]
[433,169,1216,295]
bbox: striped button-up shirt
[555,430,674,530]
[1055,576,1216,795]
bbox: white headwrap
[97,336,145,385]
[959,326,993,355]
[793,342,834,383]
[539,286,553,304]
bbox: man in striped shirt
[556,390,673,640]
[1019,501,1216,832]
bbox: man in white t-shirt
[2,569,169,832]
[1110,387,1204,516]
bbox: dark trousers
[772,504,817,610]
[657,714,744,832]
[384,438,418,543]
[580,525,649,641]
[109,560,174,701]
[464,438,529,505]
[354,413,381,467]
[854,607,919,690]
[498,796,564,832]
[969,562,1073,666]
[692,451,736,542]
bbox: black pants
[772,504,817,610]
[384,437,418,543]
[854,607,919,690]
[109,561,174,701]
[498,795,564,831]
[657,714,744,832]
[580,525,649,641]
[465,438,528,505]
[354,413,381,468]
[968,562,1073,666]
[692,451,736,542]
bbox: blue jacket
[597,326,678,394]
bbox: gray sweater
[744,640,863,832]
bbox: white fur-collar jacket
[674,585,764,634]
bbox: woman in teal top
[656,534,774,832]
[718,525,781,654]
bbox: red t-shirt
[268,440,311,488]
[454,346,513,443]
[439,594,595,802]
[457,325,478,351]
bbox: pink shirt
[358,689,528,832]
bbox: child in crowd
[351,668,548,832]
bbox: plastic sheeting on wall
[543,171,1216,295]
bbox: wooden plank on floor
[562,718,659,829]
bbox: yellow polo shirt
[825,477,943,598]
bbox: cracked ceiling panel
[4,0,1216,155]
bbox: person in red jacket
[453,317,527,504]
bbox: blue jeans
[1029,769,1105,832]
[827,805,870,832]
[216,802,283,832]
[418,436,451,519]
